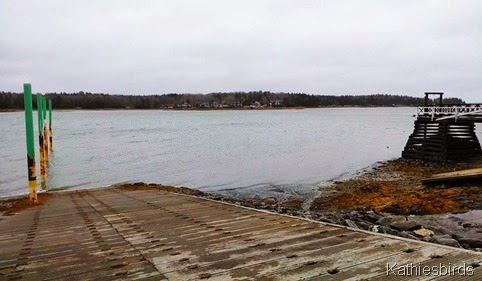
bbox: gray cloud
[1,0,480,101]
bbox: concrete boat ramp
[0,188,480,280]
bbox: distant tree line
[0,91,465,110]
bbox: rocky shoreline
[307,157,482,251]
[115,158,482,251]
[136,156,480,251]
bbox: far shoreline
[0,105,415,112]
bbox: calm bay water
[2,108,480,199]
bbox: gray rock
[390,221,421,231]
[376,217,393,227]
[391,215,407,223]
[398,231,419,240]
[457,234,482,248]
[380,226,398,235]
[350,211,359,217]
[395,221,418,232]
[377,215,406,227]
[413,228,434,237]
[432,226,457,237]
[422,236,432,242]
[354,219,371,229]
[345,219,359,229]
[431,235,460,247]
[364,211,382,223]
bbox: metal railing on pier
[416,104,482,121]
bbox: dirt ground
[0,193,49,216]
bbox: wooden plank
[422,168,482,184]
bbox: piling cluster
[23,83,53,203]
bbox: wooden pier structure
[402,93,482,162]
[1,187,481,280]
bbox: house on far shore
[199,102,210,108]
[178,102,192,108]
[250,101,262,108]
[230,100,243,108]
[269,99,283,107]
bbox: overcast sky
[1,0,480,101]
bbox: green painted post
[42,97,47,121]
[49,100,53,151]
[23,84,37,203]
[41,96,44,123]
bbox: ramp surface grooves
[0,188,480,280]
[5,206,42,281]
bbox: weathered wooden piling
[37,94,46,188]
[22,84,37,203]
[48,99,53,151]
